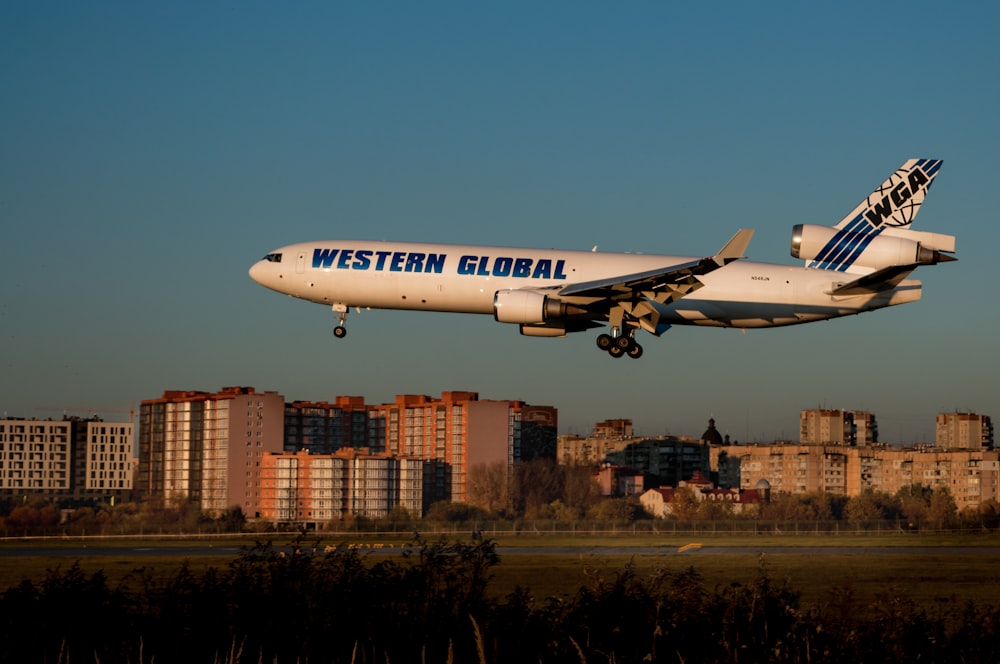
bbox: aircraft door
[296,252,306,274]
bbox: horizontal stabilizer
[828,264,918,295]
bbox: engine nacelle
[791,224,954,270]
[493,289,566,324]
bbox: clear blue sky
[2,2,997,444]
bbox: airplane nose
[248,261,264,284]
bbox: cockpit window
[262,253,282,263]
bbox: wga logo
[864,166,930,227]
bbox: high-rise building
[137,387,285,517]
[936,412,994,450]
[0,417,132,500]
[283,396,372,453]
[139,388,552,520]
[799,409,877,446]
[367,391,549,503]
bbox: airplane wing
[541,229,754,338]
[559,228,754,302]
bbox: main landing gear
[332,303,348,338]
[596,330,643,359]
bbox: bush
[3,537,1000,662]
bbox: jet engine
[791,224,955,270]
[493,289,567,324]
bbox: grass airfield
[3,532,999,610]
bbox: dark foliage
[2,537,1000,663]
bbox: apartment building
[593,419,634,439]
[283,396,373,453]
[936,412,994,450]
[137,387,553,519]
[603,437,711,487]
[365,391,554,503]
[259,448,425,524]
[799,409,877,446]
[137,387,285,517]
[0,417,132,500]
[558,433,635,465]
[720,443,1000,511]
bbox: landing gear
[596,328,643,359]
[332,303,348,339]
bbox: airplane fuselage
[248,160,951,358]
[248,240,921,330]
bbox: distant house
[639,472,766,518]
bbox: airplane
[249,159,956,359]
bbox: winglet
[714,229,754,266]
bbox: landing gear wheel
[333,325,347,338]
[608,345,625,358]
[596,334,614,351]
[615,336,634,351]
[627,343,643,359]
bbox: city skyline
[3,3,998,444]
[8,384,992,449]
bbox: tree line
[4,458,1000,536]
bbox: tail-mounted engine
[791,224,955,270]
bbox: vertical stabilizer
[834,158,942,230]
[803,159,943,271]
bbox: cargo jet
[249,159,955,358]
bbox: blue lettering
[451,255,568,279]
[374,251,391,271]
[425,253,445,273]
[313,248,339,269]
[353,250,372,270]
[513,257,532,278]
[390,252,406,272]
[493,256,512,277]
[404,253,424,272]
[336,249,354,269]
[458,255,476,275]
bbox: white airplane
[249,159,955,359]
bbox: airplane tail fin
[792,159,954,273]
[834,158,943,231]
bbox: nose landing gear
[332,303,348,338]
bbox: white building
[0,418,132,497]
